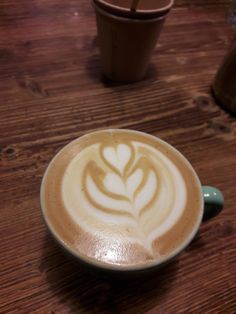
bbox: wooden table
[1,0,236,313]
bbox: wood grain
[0,0,236,313]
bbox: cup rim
[40,129,204,273]
[93,0,168,23]
[94,0,174,18]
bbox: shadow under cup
[93,1,172,82]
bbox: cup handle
[202,186,224,221]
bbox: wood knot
[209,120,231,134]
[24,40,32,48]
[193,94,217,112]
[203,117,235,140]
[0,145,18,160]
[211,221,235,239]
[176,56,187,65]
[17,77,50,97]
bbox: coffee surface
[41,130,203,267]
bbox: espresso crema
[41,130,203,267]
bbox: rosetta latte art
[62,140,187,257]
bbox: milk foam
[62,140,187,256]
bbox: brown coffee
[41,130,203,267]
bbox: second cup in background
[93,1,173,83]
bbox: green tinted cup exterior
[202,186,224,220]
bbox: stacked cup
[93,0,174,82]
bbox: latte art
[41,130,203,267]
[62,141,186,256]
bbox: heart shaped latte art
[102,144,132,174]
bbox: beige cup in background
[93,0,173,83]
